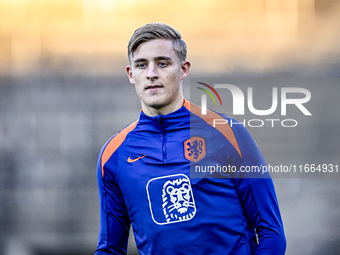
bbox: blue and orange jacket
[95,99,286,255]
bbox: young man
[95,23,286,255]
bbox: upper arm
[232,123,286,254]
[95,145,130,255]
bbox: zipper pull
[156,115,163,125]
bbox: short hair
[128,22,187,62]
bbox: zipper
[156,115,167,161]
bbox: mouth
[145,85,163,91]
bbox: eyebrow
[133,56,173,63]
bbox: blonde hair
[128,22,187,62]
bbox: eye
[136,63,146,69]
[158,62,168,67]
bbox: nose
[176,191,184,202]
[146,63,158,80]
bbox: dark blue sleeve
[232,122,286,255]
[95,142,130,255]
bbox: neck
[142,96,184,116]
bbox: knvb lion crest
[162,177,196,223]
[184,136,206,162]
[146,174,196,225]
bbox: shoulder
[216,112,264,163]
[102,120,138,156]
[186,100,263,160]
[99,120,138,177]
[186,101,243,158]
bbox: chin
[145,97,168,109]
[149,102,166,110]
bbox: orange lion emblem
[184,136,206,162]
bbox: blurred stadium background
[0,0,339,254]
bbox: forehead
[131,39,177,61]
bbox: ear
[126,65,135,84]
[180,60,191,80]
